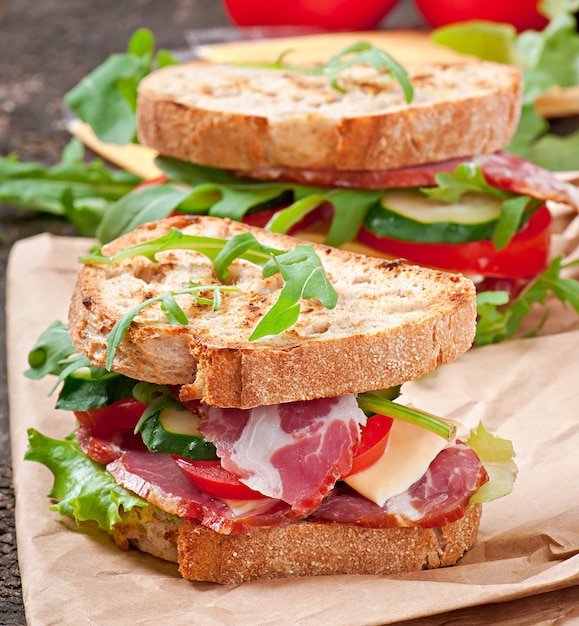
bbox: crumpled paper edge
[6,233,579,626]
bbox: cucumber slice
[140,407,217,460]
[365,190,504,244]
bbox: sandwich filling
[26,336,515,538]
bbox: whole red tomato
[222,0,402,31]
[413,0,549,32]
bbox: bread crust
[137,60,521,171]
[69,215,476,408]
[111,503,482,583]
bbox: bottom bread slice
[111,504,482,584]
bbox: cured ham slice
[234,151,579,210]
[77,421,489,532]
[198,395,366,517]
[76,424,146,465]
[311,442,488,528]
[107,451,291,534]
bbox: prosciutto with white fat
[234,151,579,210]
[197,395,367,517]
[76,409,488,533]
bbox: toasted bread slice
[136,60,521,172]
[111,503,482,584]
[69,215,476,409]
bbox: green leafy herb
[431,4,579,169]
[243,41,414,102]
[421,163,537,249]
[357,393,457,441]
[96,183,197,244]
[96,158,378,247]
[81,227,276,267]
[0,139,140,236]
[105,282,239,370]
[475,256,579,345]
[25,320,140,410]
[83,228,338,365]
[25,320,79,380]
[56,374,139,412]
[250,244,338,340]
[25,429,146,530]
[65,29,178,145]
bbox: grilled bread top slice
[69,215,476,408]
[137,60,522,172]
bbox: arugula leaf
[249,245,338,340]
[209,184,290,221]
[492,195,532,250]
[421,163,536,249]
[241,41,414,102]
[25,319,141,409]
[25,429,146,531]
[320,42,414,102]
[56,374,138,412]
[25,321,77,379]
[357,392,457,441]
[467,422,518,504]
[422,162,502,203]
[105,283,239,370]
[96,183,196,243]
[213,231,277,280]
[265,193,328,234]
[82,228,275,266]
[64,29,177,145]
[0,139,140,236]
[475,256,579,345]
[323,189,380,248]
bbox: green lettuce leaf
[431,6,579,170]
[466,422,518,504]
[25,429,146,530]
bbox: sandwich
[132,52,578,284]
[77,42,579,347]
[25,214,517,583]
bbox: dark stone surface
[0,2,230,622]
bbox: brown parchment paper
[6,232,579,626]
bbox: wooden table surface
[1,1,578,624]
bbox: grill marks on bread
[137,60,522,171]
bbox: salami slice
[233,151,579,210]
[311,442,488,529]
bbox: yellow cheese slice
[344,418,453,506]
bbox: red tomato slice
[134,175,169,190]
[172,457,268,500]
[74,398,148,435]
[347,414,394,476]
[357,205,551,278]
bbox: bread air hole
[133,266,166,284]
[306,321,331,335]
